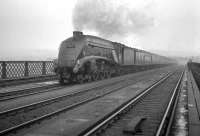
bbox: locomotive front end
[57,31,85,83]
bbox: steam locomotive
[55,31,175,84]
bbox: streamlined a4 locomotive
[55,31,175,84]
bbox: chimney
[73,31,83,39]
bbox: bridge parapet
[0,61,55,80]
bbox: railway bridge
[0,61,199,136]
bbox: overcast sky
[0,0,200,60]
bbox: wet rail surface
[0,66,175,102]
[0,79,126,135]
[79,70,183,136]
[186,64,200,136]
[0,66,175,113]
[0,81,61,101]
[0,66,179,135]
[0,74,172,135]
[169,71,188,136]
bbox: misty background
[0,0,200,61]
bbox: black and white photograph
[0,0,199,136]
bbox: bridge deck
[187,68,200,136]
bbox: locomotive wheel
[103,72,107,79]
[104,71,108,79]
[99,73,102,80]
[77,74,84,84]
[92,72,98,81]
[87,74,92,82]
[99,72,105,80]
[102,72,106,79]
[59,74,65,85]
[104,72,107,79]
[98,72,101,80]
[107,72,111,78]
[59,78,64,85]
[96,72,100,80]
[85,74,90,82]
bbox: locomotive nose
[73,60,80,73]
[73,67,78,73]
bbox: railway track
[0,66,174,102]
[78,70,183,136]
[0,70,167,135]
[0,82,62,101]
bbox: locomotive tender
[55,31,175,84]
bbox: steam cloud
[73,0,154,37]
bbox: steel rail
[0,71,157,116]
[155,71,184,136]
[0,72,133,101]
[0,79,125,116]
[0,82,58,96]
[78,71,175,136]
[0,73,153,135]
[0,83,61,101]
[0,74,133,101]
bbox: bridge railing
[0,61,56,80]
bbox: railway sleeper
[123,116,146,134]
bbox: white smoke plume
[72,0,154,37]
